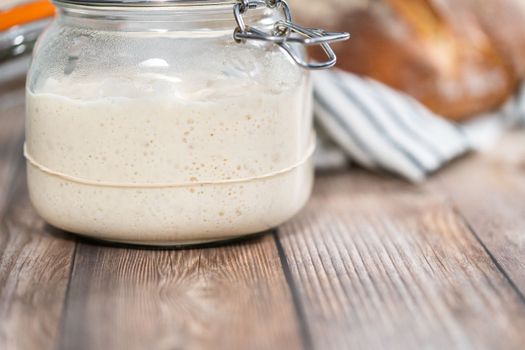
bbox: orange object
[0,0,55,31]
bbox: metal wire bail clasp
[233,0,350,70]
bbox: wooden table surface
[2,77,525,350]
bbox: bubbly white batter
[26,69,314,245]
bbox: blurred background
[0,0,53,85]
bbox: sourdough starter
[26,70,314,244]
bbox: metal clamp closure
[233,0,350,70]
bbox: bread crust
[290,0,525,121]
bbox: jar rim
[53,0,237,7]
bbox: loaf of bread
[289,0,525,121]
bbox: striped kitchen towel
[313,69,525,182]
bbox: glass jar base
[58,229,270,248]
[27,160,313,246]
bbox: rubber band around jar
[23,141,316,189]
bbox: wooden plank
[58,235,303,350]
[436,131,525,294]
[0,86,77,350]
[277,171,525,350]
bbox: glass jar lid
[53,0,351,70]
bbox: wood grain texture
[436,131,525,295]
[58,235,303,350]
[277,171,525,350]
[0,83,76,350]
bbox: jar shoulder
[28,20,306,97]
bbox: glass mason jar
[25,0,347,245]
